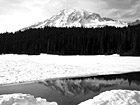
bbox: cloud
[0,0,139,19]
[98,0,140,21]
[103,0,139,9]
[120,0,140,21]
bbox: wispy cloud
[99,0,140,21]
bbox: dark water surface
[0,71,140,105]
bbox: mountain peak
[57,9,102,21]
[21,9,128,31]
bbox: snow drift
[78,89,140,105]
[0,93,57,105]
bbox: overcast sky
[0,0,140,33]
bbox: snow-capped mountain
[22,9,128,30]
[79,90,140,105]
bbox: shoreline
[0,70,140,87]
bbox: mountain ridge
[128,19,140,26]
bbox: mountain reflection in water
[39,71,140,97]
[0,71,140,105]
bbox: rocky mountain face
[22,9,128,31]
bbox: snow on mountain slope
[22,9,128,30]
[0,93,57,105]
[78,89,140,105]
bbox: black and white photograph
[0,0,140,105]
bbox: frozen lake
[0,54,140,105]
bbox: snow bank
[78,90,140,105]
[0,93,58,105]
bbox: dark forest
[0,24,140,56]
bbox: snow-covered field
[0,54,140,85]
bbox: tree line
[0,24,140,56]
